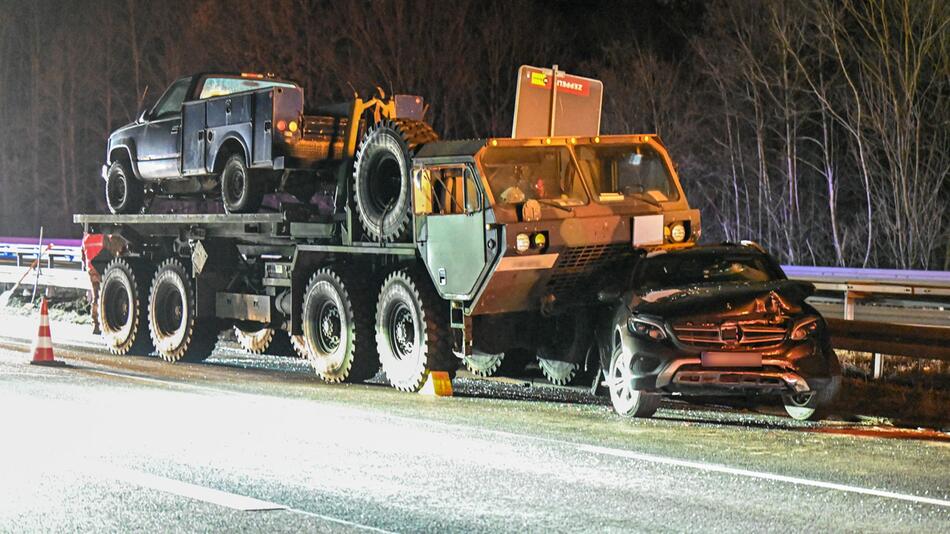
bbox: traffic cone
[30,297,65,367]
[419,371,453,397]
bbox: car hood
[626,280,815,318]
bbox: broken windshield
[480,146,588,206]
[576,143,679,203]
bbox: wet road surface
[0,315,947,532]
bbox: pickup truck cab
[104,73,336,214]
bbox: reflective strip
[495,253,559,272]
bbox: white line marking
[102,466,393,532]
[103,465,286,511]
[578,444,950,508]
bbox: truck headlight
[670,222,687,243]
[515,233,531,253]
[790,317,821,341]
[627,316,667,341]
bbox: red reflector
[276,120,287,131]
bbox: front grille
[545,244,636,302]
[671,319,788,349]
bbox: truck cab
[411,135,700,382]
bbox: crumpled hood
[626,279,815,318]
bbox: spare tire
[353,119,438,242]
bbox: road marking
[577,444,950,508]
[102,466,286,511]
[102,465,394,532]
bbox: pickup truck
[103,72,426,215]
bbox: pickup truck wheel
[148,258,218,362]
[375,269,454,392]
[302,268,378,383]
[98,259,154,355]
[607,347,660,418]
[221,154,264,214]
[353,120,438,242]
[105,160,145,214]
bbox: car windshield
[198,77,297,99]
[575,143,679,203]
[634,252,780,291]
[479,146,587,206]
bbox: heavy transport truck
[79,126,700,391]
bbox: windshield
[198,77,297,99]
[576,144,679,203]
[634,252,780,291]
[480,146,587,205]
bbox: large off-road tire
[105,159,145,214]
[353,119,438,242]
[462,350,505,377]
[221,154,264,214]
[375,268,455,392]
[147,258,218,362]
[783,375,841,421]
[536,312,591,386]
[233,326,297,357]
[98,259,154,356]
[301,267,379,383]
[607,347,661,418]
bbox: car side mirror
[138,109,150,123]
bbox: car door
[420,164,496,300]
[138,77,190,180]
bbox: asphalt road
[0,314,948,532]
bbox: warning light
[276,120,287,131]
[288,121,298,132]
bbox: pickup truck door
[137,78,190,180]
[419,165,499,300]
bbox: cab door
[418,164,494,300]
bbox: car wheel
[105,160,145,214]
[607,347,660,418]
[782,376,840,421]
[221,154,264,214]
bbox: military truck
[78,128,699,391]
[102,72,432,215]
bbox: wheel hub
[390,304,415,359]
[317,301,342,352]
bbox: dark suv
[600,243,841,421]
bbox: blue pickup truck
[103,72,428,215]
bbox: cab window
[198,76,296,99]
[151,78,192,120]
[428,166,480,215]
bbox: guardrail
[783,265,950,376]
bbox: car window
[151,78,191,119]
[198,77,296,99]
[635,252,780,290]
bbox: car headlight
[515,233,531,253]
[627,316,667,341]
[790,317,821,341]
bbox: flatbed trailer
[77,133,701,392]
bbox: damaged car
[600,243,841,421]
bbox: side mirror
[138,109,150,123]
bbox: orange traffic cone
[30,297,65,367]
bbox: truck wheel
[375,268,454,392]
[105,160,145,214]
[536,312,591,386]
[148,258,218,362]
[221,154,264,214]
[463,350,504,377]
[353,120,438,242]
[302,268,378,383]
[234,326,297,356]
[98,259,154,355]
[782,375,840,421]
[607,347,660,418]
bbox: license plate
[701,352,762,367]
